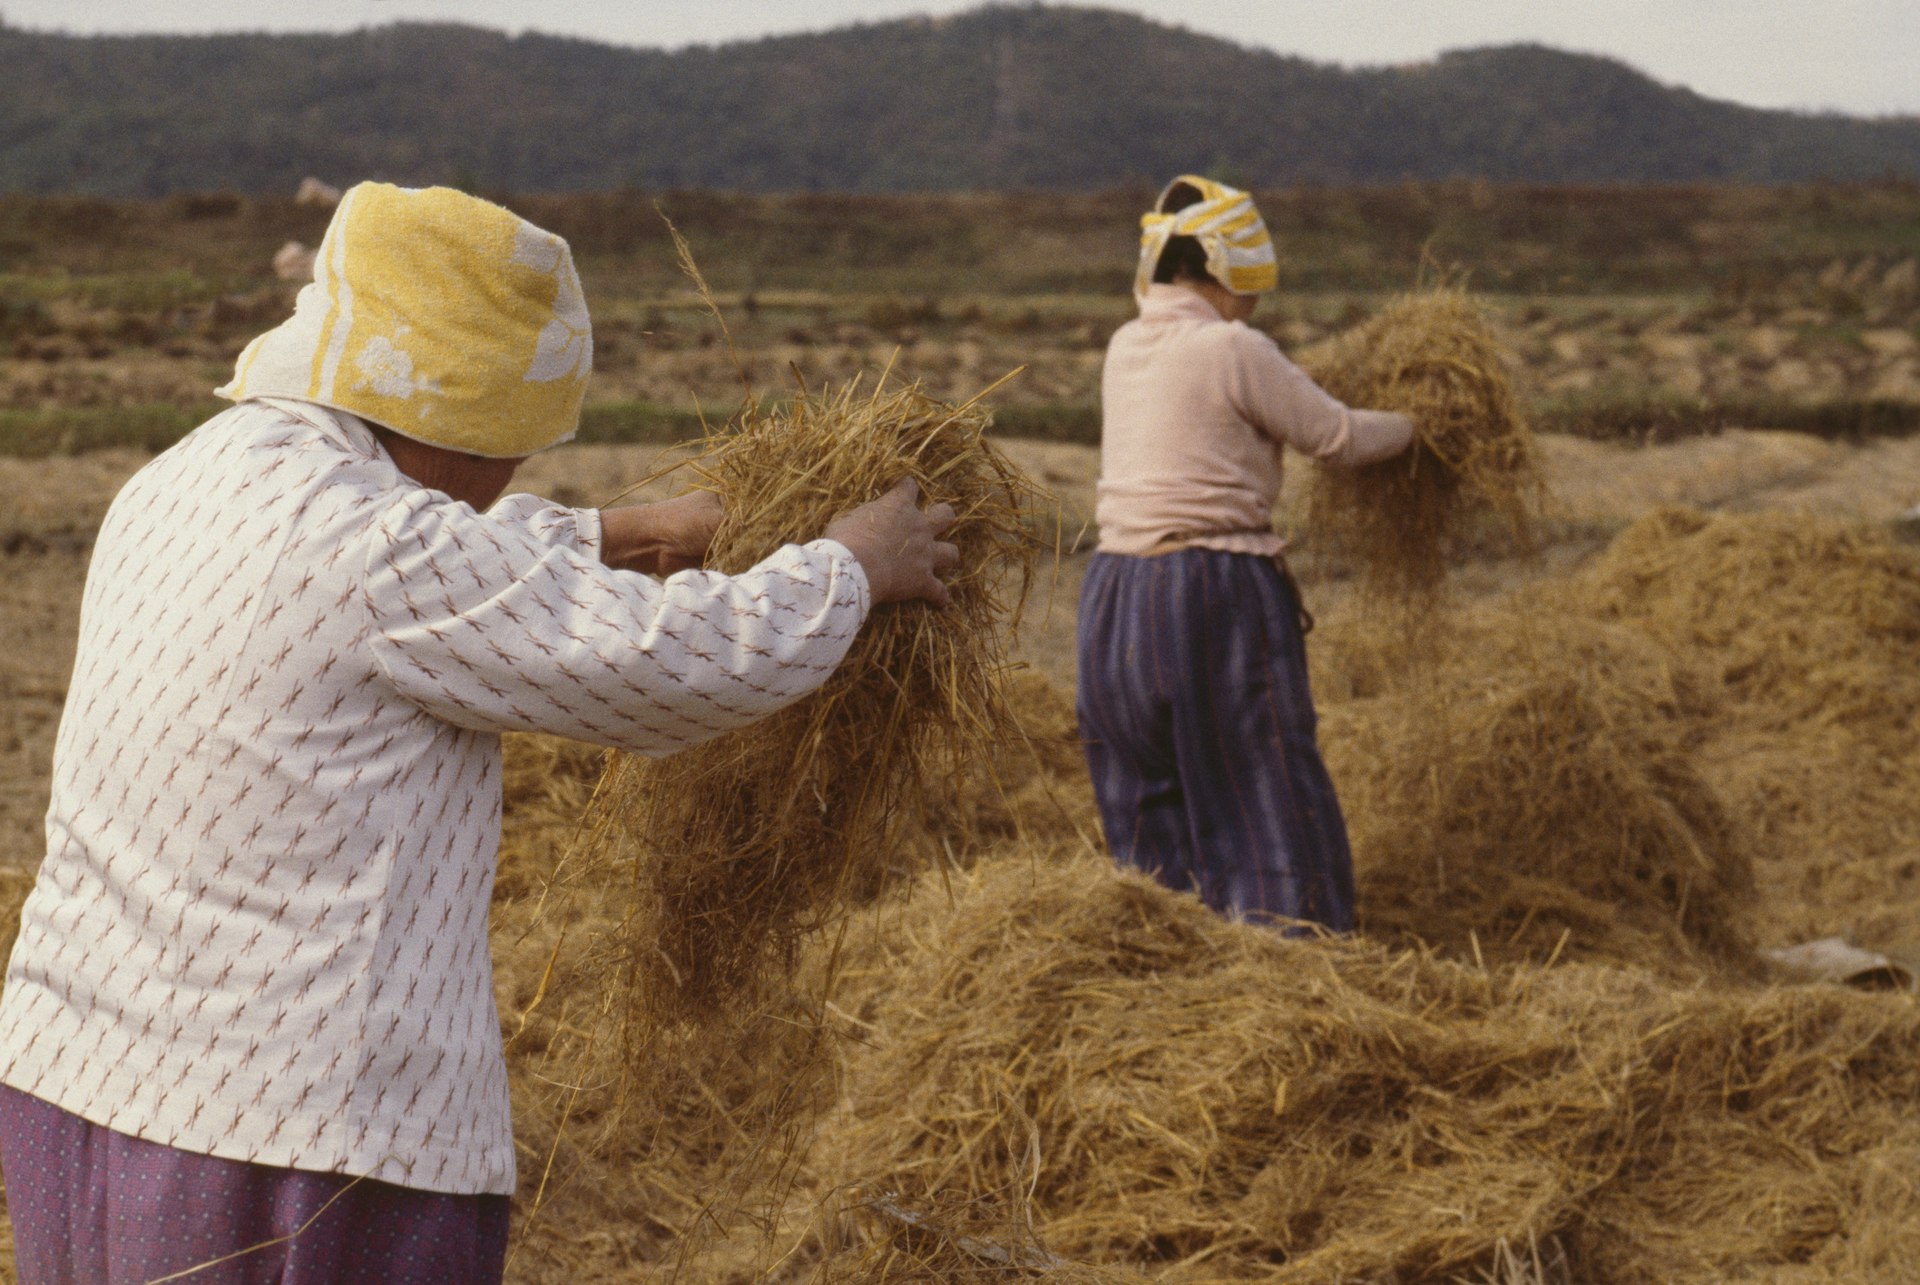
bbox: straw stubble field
[3,421,1920,1281]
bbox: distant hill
[4,5,1918,195]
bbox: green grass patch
[0,401,223,457]
[987,401,1101,444]
[1532,389,1920,442]
[0,270,224,313]
[575,398,744,445]
[74,270,223,313]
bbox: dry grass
[7,409,1920,1280]
[494,366,1045,1277]
[1303,285,1543,601]
[1322,608,1757,974]
[1575,507,1920,732]
[574,371,1042,1044]
[0,498,1914,1282]
[1317,506,1920,971]
[1571,508,1920,949]
[489,492,1920,1281]
[802,847,1920,1284]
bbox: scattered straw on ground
[903,666,1098,861]
[803,848,1920,1284]
[481,498,1920,1282]
[1303,285,1542,601]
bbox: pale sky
[6,0,1916,117]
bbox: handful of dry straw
[569,370,1042,1073]
[1304,283,1541,598]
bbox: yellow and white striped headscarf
[218,183,591,458]
[1134,175,1278,301]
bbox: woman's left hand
[599,490,726,577]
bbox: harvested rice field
[4,423,1920,1282]
[1,187,1919,1282]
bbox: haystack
[804,847,1920,1284]
[490,498,1920,1277]
[1302,285,1541,600]
[826,1196,1148,1283]
[1574,507,1920,731]
[482,473,1920,1280]
[1319,606,1757,972]
[1310,507,1920,972]
[1571,508,1920,947]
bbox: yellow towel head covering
[217,182,591,458]
[1134,174,1278,301]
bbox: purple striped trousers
[1075,548,1356,931]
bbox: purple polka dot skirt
[0,1084,508,1283]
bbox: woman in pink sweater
[1077,176,1413,930]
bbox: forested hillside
[3,5,1918,194]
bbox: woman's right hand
[824,479,960,606]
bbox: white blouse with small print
[0,398,871,1195]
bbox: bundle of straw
[1303,284,1541,599]
[572,373,1042,1062]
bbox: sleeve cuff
[810,538,872,616]
[574,506,604,557]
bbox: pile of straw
[805,848,1920,1284]
[1314,506,1920,972]
[481,506,1920,1280]
[1575,507,1920,730]
[1572,508,1920,946]
[1321,608,1757,973]
[1302,285,1541,599]
[828,1194,1147,1283]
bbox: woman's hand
[824,479,960,606]
[599,490,726,577]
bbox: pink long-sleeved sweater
[1095,285,1414,557]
